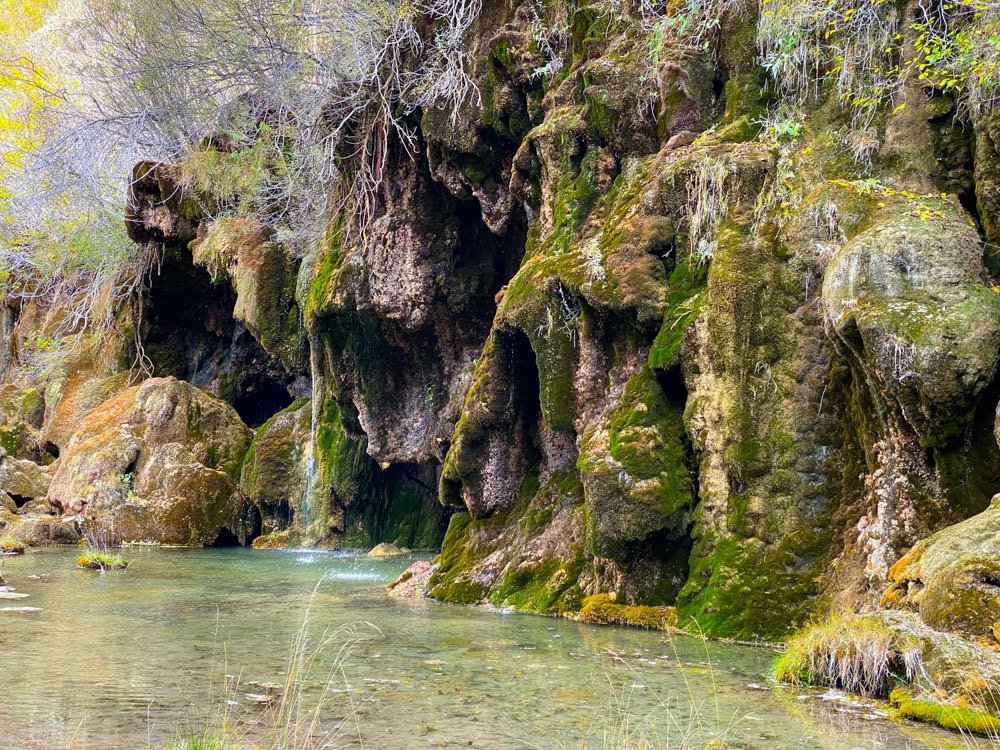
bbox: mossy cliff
[7,0,1000,651]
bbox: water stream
[0,548,982,749]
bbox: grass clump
[771,613,922,696]
[76,551,129,571]
[578,593,678,631]
[0,534,26,555]
[167,736,230,750]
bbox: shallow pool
[0,548,975,749]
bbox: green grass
[0,534,26,555]
[771,613,921,696]
[167,736,230,750]
[76,551,129,571]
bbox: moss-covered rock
[0,384,45,459]
[240,397,310,534]
[823,204,1000,448]
[883,494,1000,638]
[47,377,253,546]
[189,217,307,373]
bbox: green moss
[891,689,1000,735]
[304,216,344,322]
[490,554,586,614]
[535,323,579,432]
[239,396,309,487]
[0,427,19,456]
[578,593,678,630]
[490,37,516,72]
[579,366,693,554]
[343,470,444,550]
[428,512,492,603]
[649,258,709,371]
[430,470,587,612]
[678,533,827,639]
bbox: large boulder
[884,494,1000,638]
[822,207,1000,447]
[0,447,51,502]
[47,377,253,545]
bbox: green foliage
[165,736,230,750]
[913,1,1000,118]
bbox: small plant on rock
[76,550,129,571]
[0,534,26,555]
[77,515,129,571]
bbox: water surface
[0,548,976,749]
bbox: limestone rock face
[47,377,253,545]
[190,218,307,373]
[40,372,133,453]
[10,0,1000,645]
[822,208,1000,446]
[306,148,521,467]
[240,398,310,532]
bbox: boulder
[47,377,253,546]
[1,515,80,546]
[386,560,435,598]
[240,398,310,527]
[0,448,50,501]
[884,494,1000,638]
[367,542,406,557]
[822,207,1000,447]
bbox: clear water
[0,548,976,750]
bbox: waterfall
[301,337,322,530]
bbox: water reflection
[0,548,982,749]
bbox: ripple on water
[0,547,987,750]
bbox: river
[0,548,978,749]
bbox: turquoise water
[0,548,975,749]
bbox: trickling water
[0,548,982,750]
[301,340,322,529]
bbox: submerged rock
[367,542,406,557]
[47,377,253,546]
